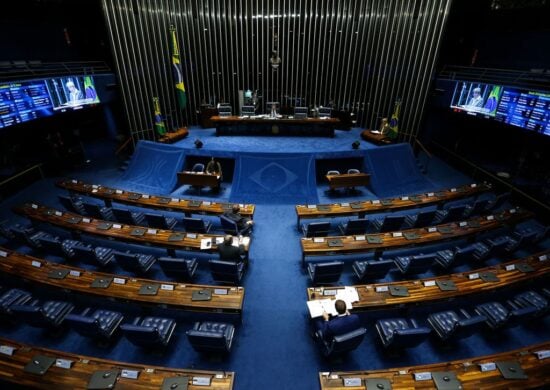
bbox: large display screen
[450,81,550,136]
[0,75,100,129]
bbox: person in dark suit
[314,300,361,341]
[218,234,245,262]
[223,204,254,235]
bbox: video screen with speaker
[46,76,100,111]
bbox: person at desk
[206,157,222,179]
[218,234,245,262]
[223,204,254,235]
[380,117,397,140]
[313,300,361,341]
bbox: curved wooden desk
[13,203,250,258]
[319,341,550,389]
[300,207,531,265]
[0,248,244,315]
[157,127,189,143]
[56,179,255,218]
[0,336,234,389]
[296,182,491,225]
[307,251,550,311]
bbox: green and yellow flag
[387,101,400,140]
[153,97,166,136]
[170,25,187,109]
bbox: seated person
[380,117,397,140]
[223,204,254,235]
[206,157,222,179]
[313,300,361,341]
[218,234,245,262]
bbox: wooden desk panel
[178,171,221,190]
[360,129,392,145]
[0,248,244,314]
[307,251,550,311]
[319,341,550,389]
[13,203,250,258]
[158,127,189,143]
[211,115,341,136]
[326,173,371,190]
[56,179,255,218]
[0,336,234,390]
[300,207,531,265]
[295,182,491,224]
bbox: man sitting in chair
[206,157,222,178]
[223,204,254,235]
[314,300,361,341]
[218,234,246,262]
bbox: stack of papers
[306,287,359,318]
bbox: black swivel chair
[317,327,367,357]
[82,202,115,221]
[72,243,114,267]
[11,299,74,329]
[182,217,212,233]
[307,261,344,285]
[427,308,487,340]
[0,288,32,316]
[65,307,124,341]
[113,250,156,274]
[144,213,178,230]
[404,209,437,228]
[338,218,368,235]
[371,215,405,232]
[112,208,146,226]
[158,256,198,280]
[186,321,236,354]
[302,221,331,237]
[352,259,394,282]
[120,316,177,348]
[209,259,246,284]
[375,317,431,349]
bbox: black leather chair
[113,251,156,274]
[112,208,146,226]
[404,209,436,228]
[11,300,74,329]
[307,261,344,285]
[82,202,114,221]
[434,249,456,269]
[352,259,394,281]
[503,229,539,253]
[0,288,32,316]
[10,225,52,249]
[474,236,509,260]
[209,259,246,284]
[121,316,176,348]
[192,163,205,173]
[427,308,487,340]
[393,252,437,274]
[301,221,331,237]
[338,218,369,235]
[375,317,431,348]
[513,291,548,317]
[145,213,178,230]
[434,204,467,224]
[220,215,245,235]
[58,194,86,215]
[317,327,367,357]
[371,215,405,232]
[182,217,212,233]
[158,256,198,280]
[72,244,114,267]
[186,321,235,353]
[474,301,537,329]
[65,308,124,341]
[486,192,510,211]
[436,243,483,268]
[36,235,78,259]
[464,199,490,217]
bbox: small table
[177,171,221,191]
[326,173,370,191]
[361,129,392,145]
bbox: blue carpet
[121,141,186,193]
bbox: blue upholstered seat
[435,249,455,268]
[11,300,74,328]
[36,235,76,258]
[338,218,369,235]
[82,202,114,221]
[427,308,487,340]
[434,204,467,224]
[513,291,548,317]
[302,221,331,237]
[475,301,537,329]
[318,327,367,357]
[121,316,176,348]
[352,259,394,281]
[404,209,437,228]
[192,163,205,173]
[220,215,245,235]
[371,215,405,232]
[10,225,52,249]
[209,259,245,284]
[73,244,114,267]
[113,251,156,273]
[58,194,86,215]
[145,213,177,230]
[486,192,510,211]
[464,199,490,217]
[375,317,431,348]
[307,261,344,285]
[65,308,124,340]
[158,256,198,280]
[186,321,235,353]
[474,236,509,260]
[112,207,146,226]
[393,253,437,274]
[182,217,212,233]
[0,288,32,316]
[504,229,539,253]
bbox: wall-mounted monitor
[45,76,100,112]
[450,81,502,117]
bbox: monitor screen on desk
[319,107,332,117]
[241,105,255,115]
[294,106,308,118]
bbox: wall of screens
[449,81,549,136]
[0,75,100,129]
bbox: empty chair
[486,192,511,211]
[474,236,509,260]
[404,209,437,228]
[220,215,246,235]
[375,317,431,348]
[347,168,360,174]
[434,248,456,269]
[427,308,487,340]
[464,199,490,217]
[65,307,124,341]
[112,208,146,226]
[0,288,32,316]
[158,256,198,280]
[436,242,485,268]
[338,218,368,235]
[371,215,405,233]
[475,301,537,329]
[58,194,86,215]
[35,235,77,258]
[513,291,548,317]
[326,170,340,176]
[317,327,367,357]
[217,105,232,117]
[113,251,156,273]
[182,217,212,233]
[0,223,15,241]
[145,213,178,230]
[352,259,394,281]
[302,221,331,237]
[186,321,235,354]
[393,252,437,274]
[434,204,467,224]
[72,244,114,267]
[209,259,246,284]
[192,163,205,173]
[82,202,114,221]
[10,225,52,249]
[11,299,74,329]
[307,261,344,285]
[503,229,539,253]
[121,316,176,348]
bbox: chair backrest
[365,259,394,279]
[389,326,431,348]
[324,327,367,356]
[326,170,340,176]
[469,199,490,215]
[414,210,437,227]
[121,324,162,347]
[158,257,194,279]
[58,195,79,213]
[192,163,205,173]
[113,251,140,270]
[453,244,477,264]
[444,204,467,221]
[0,288,32,315]
[489,192,510,210]
[183,217,208,233]
[145,213,168,229]
[311,261,344,284]
[379,215,405,232]
[187,330,229,353]
[65,314,102,338]
[82,202,104,218]
[344,218,369,235]
[209,259,243,284]
[73,244,100,265]
[220,215,239,235]
[112,208,134,225]
[241,105,255,116]
[347,168,360,174]
[304,221,331,237]
[407,253,437,273]
[36,236,64,256]
[318,107,332,118]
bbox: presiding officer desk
[0,336,235,389]
[210,115,342,137]
[57,179,255,218]
[319,340,550,389]
[0,248,244,316]
[296,182,492,226]
[13,203,251,258]
[307,251,550,311]
[326,173,371,191]
[177,171,221,191]
[300,207,531,265]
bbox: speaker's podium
[360,129,392,145]
[158,127,189,144]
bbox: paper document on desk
[232,236,250,247]
[200,238,213,250]
[370,130,381,134]
[307,299,338,318]
[335,286,359,303]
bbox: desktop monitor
[318,107,332,118]
[294,106,308,119]
[218,105,232,117]
[241,105,255,116]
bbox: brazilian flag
[153,97,166,136]
[484,85,501,115]
[83,76,99,103]
[387,101,400,140]
[170,25,187,109]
